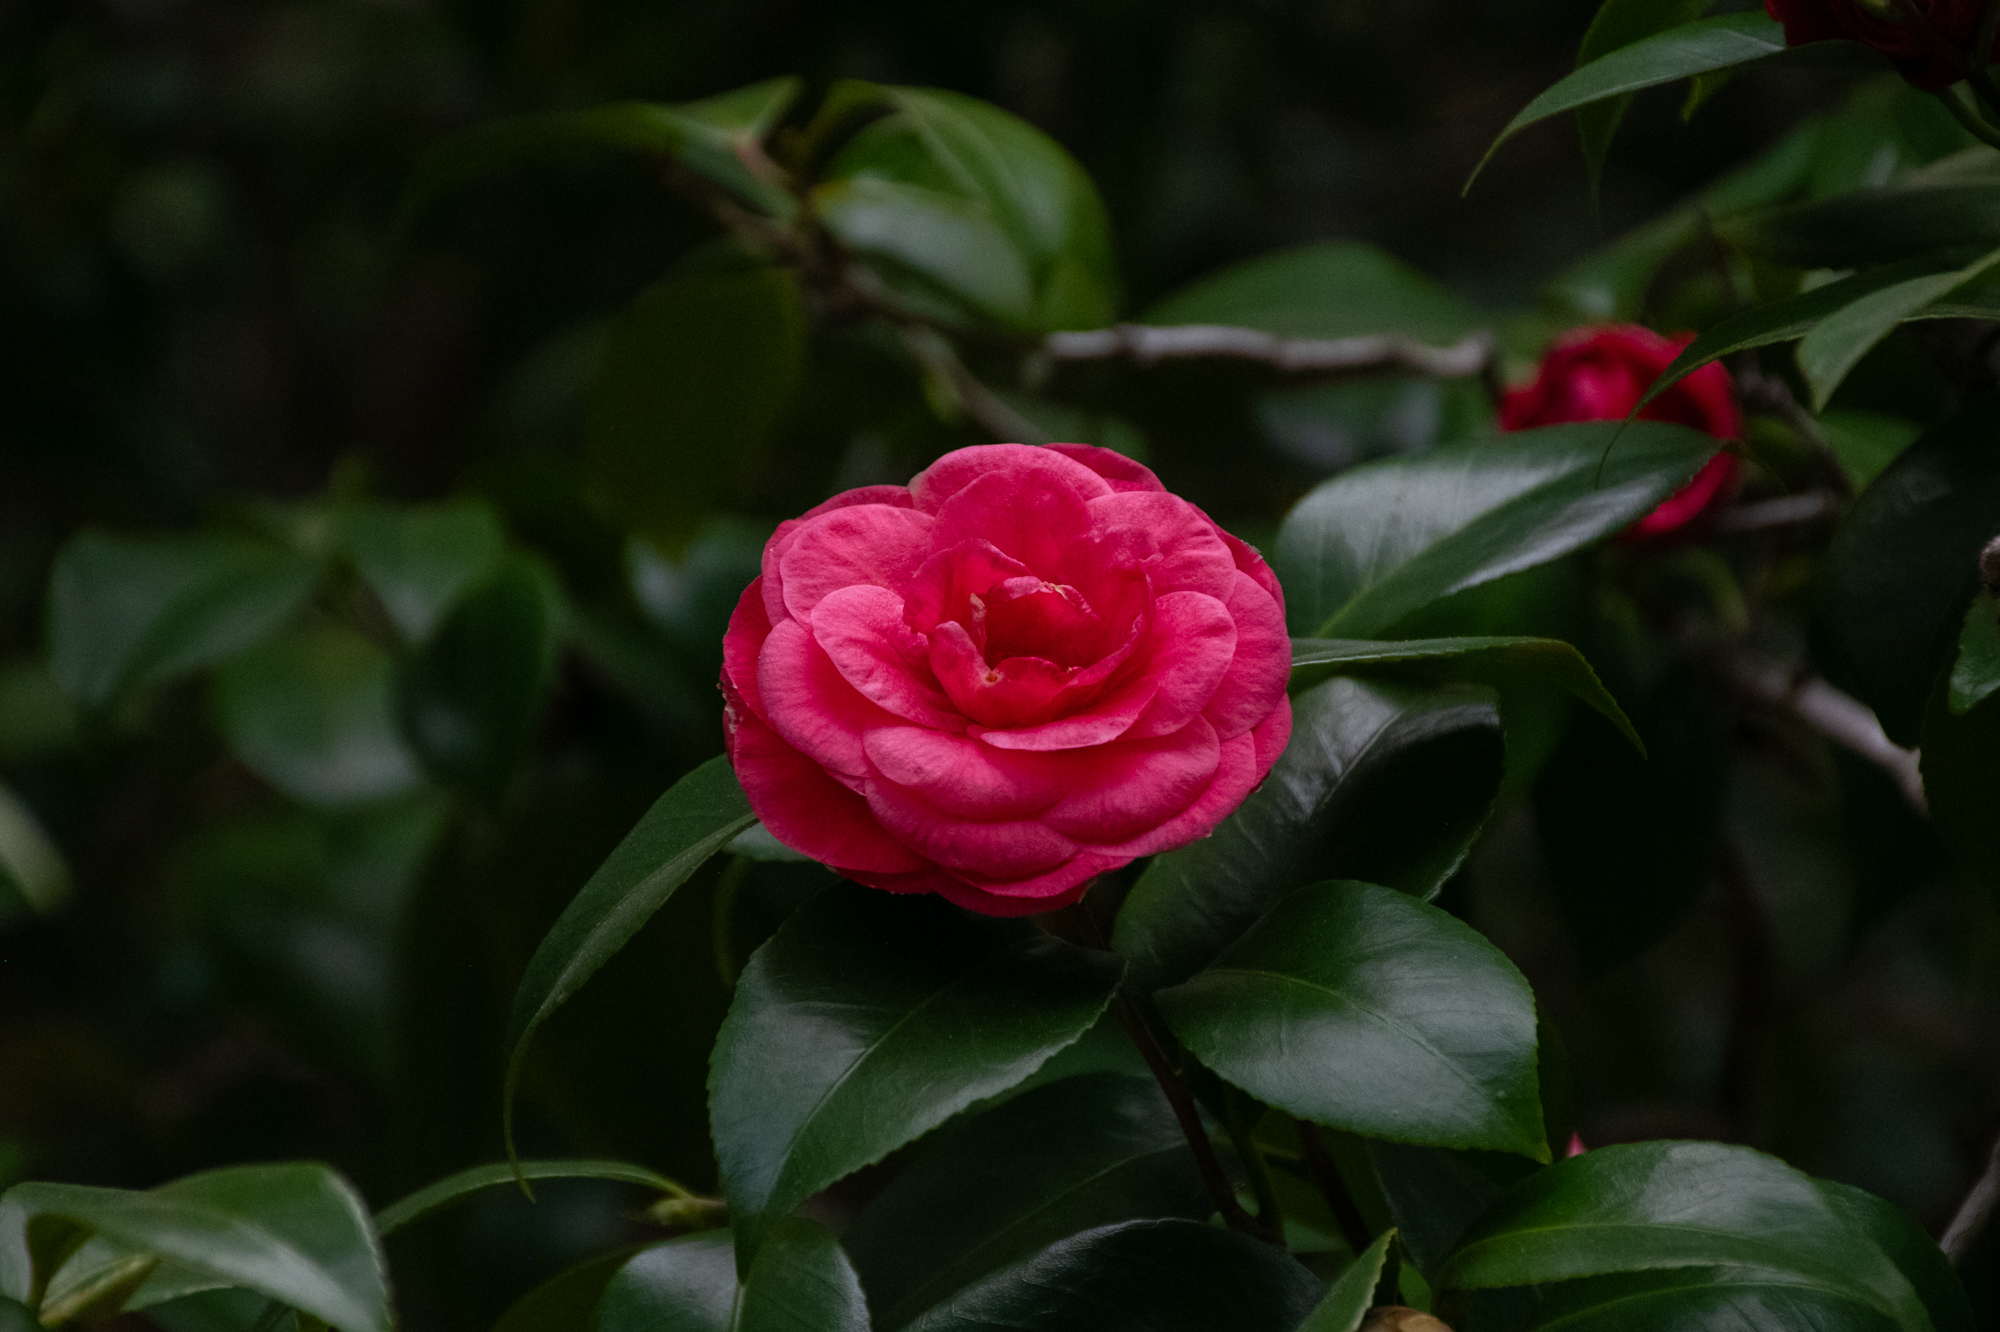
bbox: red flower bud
[1766,0,1991,91]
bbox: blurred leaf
[1948,594,2000,714]
[47,532,318,711]
[1722,183,2000,270]
[710,883,1122,1267]
[1439,1142,1931,1332]
[1798,244,2000,409]
[1271,422,1719,639]
[1921,679,2000,892]
[900,1220,1323,1332]
[0,1165,388,1332]
[373,1160,684,1238]
[595,1222,867,1332]
[1820,410,1923,489]
[1141,241,1484,345]
[1368,1143,1539,1278]
[398,552,560,803]
[1290,636,1639,751]
[844,1073,1206,1327]
[1818,1181,1973,1332]
[1572,0,1716,191]
[0,785,68,917]
[1816,394,2000,746]
[502,755,755,1161]
[1114,677,1503,993]
[1297,1229,1396,1332]
[583,264,805,554]
[1157,880,1546,1160]
[337,499,504,644]
[214,625,423,809]
[491,1249,645,1332]
[0,664,78,761]
[815,86,1117,331]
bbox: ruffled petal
[1087,491,1237,599]
[1250,691,1293,773]
[1041,718,1222,843]
[1089,730,1261,858]
[778,504,936,624]
[758,618,896,786]
[864,725,1070,819]
[969,671,1160,751]
[930,868,1099,916]
[1044,442,1165,494]
[1219,526,1285,611]
[864,776,1079,878]
[722,578,774,724]
[811,584,964,730]
[930,468,1095,578]
[1201,572,1292,740]
[946,851,1124,906]
[1123,591,1239,740]
[911,442,1112,513]
[728,705,928,874]
[902,540,1032,636]
[761,484,914,624]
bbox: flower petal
[968,670,1161,751]
[1089,729,1261,858]
[947,851,1125,905]
[1045,443,1165,494]
[811,584,963,730]
[865,776,1079,877]
[758,618,896,786]
[1123,591,1238,740]
[911,442,1112,513]
[722,578,774,724]
[779,504,936,624]
[1088,491,1237,599]
[863,725,1069,818]
[1250,692,1293,772]
[760,484,915,624]
[1041,717,1222,843]
[728,705,928,874]
[1201,571,1292,740]
[903,540,1032,636]
[930,467,1095,577]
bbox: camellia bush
[6,1,2000,1331]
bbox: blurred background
[2,0,1996,1328]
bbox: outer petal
[970,671,1160,751]
[1250,692,1294,773]
[761,484,914,623]
[1123,591,1239,740]
[865,776,1079,878]
[812,584,964,730]
[947,851,1125,906]
[1201,571,1292,740]
[1627,451,1741,538]
[929,867,1100,916]
[1087,491,1237,599]
[1088,729,1261,858]
[863,725,1070,819]
[728,704,929,874]
[1040,717,1222,843]
[911,442,1112,513]
[931,468,1095,578]
[780,504,936,624]
[758,618,897,786]
[1219,527,1285,610]
[1045,442,1165,493]
[722,578,774,724]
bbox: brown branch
[1942,1130,2000,1261]
[1044,324,1495,379]
[1721,651,1927,814]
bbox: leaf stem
[1294,1119,1376,1257]
[1110,992,1275,1243]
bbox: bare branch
[1045,323,1495,379]
[1722,652,1927,814]
[1709,492,1841,535]
[1943,1131,2000,1262]
[896,325,1051,444]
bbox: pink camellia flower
[720,443,1293,917]
[1500,324,1743,539]
[1766,0,1990,92]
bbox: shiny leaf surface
[1142,241,1484,345]
[1296,1229,1395,1332]
[594,1223,868,1332]
[373,1160,683,1237]
[337,499,504,644]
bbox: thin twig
[1730,363,1852,498]
[1721,651,1928,813]
[1044,324,1495,379]
[1709,492,1842,535]
[896,325,1051,443]
[1942,1131,2000,1261]
[1295,1119,1374,1255]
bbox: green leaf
[710,883,1122,1268]
[1949,594,2000,714]
[1141,241,1485,346]
[812,179,1033,325]
[0,1165,389,1332]
[0,784,68,917]
[1518,1266,1907,1332]
[1820,411,1923,490]
[47,532,318,711]
[1920,678,2000,893]
[1439,1141,1934,1332]
[493,1249,646,1332]
[1798,244,2000,409]
[1156,880,1546,1160]
[1816,394,2000,746]
[1572,0,1717,190]
[1272,422,1720,640]
[1722,184,2000,270]
[1469,13,1799,192]
[900,1219,1324,1332]
[1817,1181,1973,1332]
[373,1160,684,1238]
[1297,1229,1396,1332]
[1367,1143,1539,1277]
[1114,676,1503,993]
[844,1073,1206,1327]
[1290,636,1639,752]
[336,499,504,644]
[398,552,560,803]
[583,263,806,555]
[502,755,755,1161]
[594,1221,868,1332]
[214,625,423,809]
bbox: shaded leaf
[594,1222,867,1332]
[1948,594,2000,715]
[1157,880,1546,1160]
[1920,678,2000,893]
[373,1160,683,1238]
[1297,1229,1396,1332]
[1722,183,2000,270]
[1817,1182,1972,1332]
[1572,0,1717,190]
[1798,244,2000,409]
[1519,1266,1903,1332]
[0,784,68,917]
[492,1249,647,1332]
[337,499,504,644]
[710,883,1122,1267]
[1368,1143,1539,1278]
[1142,241,1484,346]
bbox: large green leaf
[493,1249,647,1332]
[844,1073,1205,1328]
[1518,1266,1903,1332]
[1949,594,2000,714]
[1439,1142,1934,1332]
[336,499,504,644]
[0,1165,389,1332]
[1571,0,1717,189]
[710,883,1122,1268]
[214,625,423,809]
[1141,241,1485,346]
[1798,243,2000,409]
[1816,394,2000,746]
[1722,184,2000,270]
[1271,422,1719,640]
[899,1219,1324,1332]
[1296,1229,1396,1332]
[47,532,318,710]
[1367,1142,1539,1277]
[583,263,806,554]
[1156,880,1546,1160]
[502,755,755,1160]
[1818,1182,1972,1332]
[593,1223,867,1332]
[372,1160,685,1238]
[398,552,560,803]
[1114,676,1503,993]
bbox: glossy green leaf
[1799,244,2000,409]
[1272,422,1719,640]
[1722,184,2000,270]
[1816,394,2000,746]
[1157,880,1545,1160]
[1920,680,2000,893]
[214,625,422,809]
[373,1160,683,1238]
[594,1222,867,1332]
[0,1165,389,1332]
[1291,636,1638,751]
[47,531,318,710]
[900,1219,1324,1332]
[1572,0,1716,189]
[398,552,560,803]
[336,499,504,643]
[844,1073,1205,1327]
[1817,1181,1972,1332]
[583,263,805,554]
[492,1249,646,1332]
[1948,594,2000,714]
[813,179,1032,325]
[1518,1266,1904,1332]
[1115,676,1503,993]
[710,883,1122,1267]
[1297,1229,1396,1332]
[1141,241,1485,346]
[502,755,754,1161]
[1470,13,1796,190]
[1367,1143,1538,1278]
[1439,1142,1933,1332]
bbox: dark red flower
[1499,325,1742,539]
[1766,0,1990,91]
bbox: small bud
[1360,1308,1455,1332]
[641,1194,730,1232]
